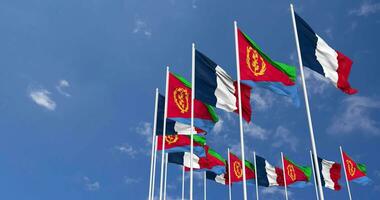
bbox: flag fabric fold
[342,151,371,185]
[185,146,226,175]
[228,152,255,183]
[294,12,357,95]
[283,156,311,186]
[317,157,342,190]
[168,152,201,169]
[206,171,228,185]
[237,28,299,106]
[157,135,206,157]
[256,155,284,187]
[195,49,252,122]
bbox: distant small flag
[283,155,311,186]
[195,50,252,122]
[237,28,299,106]
[228,152,255,183]
[255,155,284,187]
[317,157,342,190]
[185,146,226,175]
[342,151,371,185]
[167,73,219,133]
[294,12,357,94]
[157,135,206,157]
[206,171,228,185]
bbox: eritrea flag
[237,28,299,106]
[167,72,219,133]
[228,152,255,183]
[157,135,206,157]
[283,156,311,186]
[342,151,371,185]
[185,146,226,175]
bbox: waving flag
[317,157,342,190]
[185,146,226,175]
[157,135,206,157]
[167,73,218,133]
[237,28,299,106]
[156,94,204,135]
[195,49,252,122]
[256,155,284,187]
[342,151,371,185]
[168,152,201,169]
[283,155,311,186]
[206,171,228,185]
[294,12,357,94]
[228,152,255,183]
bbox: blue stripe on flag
[195,50,218,107]
[256,155,270,187]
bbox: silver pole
[148,88,159,200]
[340,146,353,200]
[190,43,195,200]
[228,148,232,200]
[281,152,288,200]
[310,150,320,200]
[253,151,259,200]
[289,4,325,200]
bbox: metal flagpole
[151,135,158,200]
[190,42,196,200]
[149,89,159,200]
[310,150,320,200]
[281,152,288,200]
[340,146,353,200]
[228,148,232,200]
[204,171,207,200]
[289,4,325,200]
[159,67,170,200]
[253,151,259,200]
[233,20,248,200]
[163,153,168,200]
[182,166,185,200]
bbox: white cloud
[136,122,153,143]
[261,187,292,198]
[244,123,269,140]
[272,126,299,151]
[133,19,152,37]
[251,91,275,111]
[302,67,331,95]
[350,1,380,16]
[56,79,71,97]
[29,88,56,111]
[324,28,333,39]
[83,176,100,191]
[124,177,141,184]
[191,0,197,8]
[212,119,224,134]
[115,143,138,158]
[328,96,380,135]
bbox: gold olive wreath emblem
[246,46,266,76]
[346,160,356,177]
[287,165,297,181]
[173,87,189,113]
[165,135,179,144]
[233,161,243,179]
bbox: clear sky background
[0,0,379,199]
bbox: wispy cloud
[261,187,292,198]
[212,119,224,134]
[191,0,198,9]
[251,91,275,111]
[136,122,153,143]
[244,123,270,140]
[29,88,56,111]
[56,79,71,97]
[302,67,330,95]
[83,176,100,191]
[124,177,141,184]
[328,96,380,135]
[272,126,299,151]
[114,143,138,158]
[349,1,380,16]
[132,19,152,37]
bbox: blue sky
[0,0,379,199]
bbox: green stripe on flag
[285,157,312,181]
[241,31,297,82]
[357,163,367,175]
[208,148,226,164]
[190,135,206,146]
[245,160,255,172]
[172,72,219,123]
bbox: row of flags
[158,134,370,191]
[148,4,364,200]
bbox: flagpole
[149,88,159,200]
[340,146,353,200]
[228,148,232,200]
[159,66,170,200]
[309,150,320,200]
[281,152,288,200]
[190,42,195,200]
[233,20,248,200]
[204,171,207,200]
[253,151,259,200]
[152,135,158,200]
[182,166,185,200]
[163,153,168,200]
[289,4,325,200]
